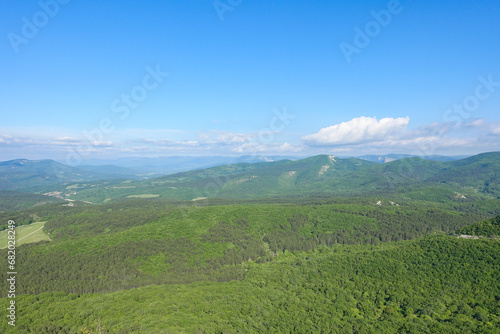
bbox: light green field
[126,194,159,198]
[0,222,50,249]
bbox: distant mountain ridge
[66,155,301,176]
[354,154,469,163]
[73,154,470,173]
[57,151,500,203]
[0,190,63,211]
[0,159,141,190]
[1,152,499,203]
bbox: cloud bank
[301,116,500,156]
[302,116,410,146]
[1,116,499,161]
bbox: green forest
[1,153,500,333]
[2,0,500,329]
[1,194,499,333]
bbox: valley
[0,152,499,332]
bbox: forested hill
[63,151,500,203]
[0,159,141,190]
[0,197,499,333]
[456,214,500,237]
[0,154,499,332]
[0,190,63,211]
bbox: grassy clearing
[126,194,159,198]
[0,222,50,248]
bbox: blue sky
[1,0,499,162]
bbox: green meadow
[0,222,50,249]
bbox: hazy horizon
[0,151,483,167]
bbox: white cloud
[136,138,199,147]
[198,131,251,145]
[301,116,500,155]
[232,141,303,154]
[0,134,12,144]
[89,141,113,147]
[468,118,485,128]
[118,128,185,139]
[276,142,303,153]
[1,117,499,161]
[53,137,84,146]
[302,116,410,146]
[55,136,79,141]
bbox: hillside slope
[0,190,63,211]
[456,214,500,237]
[0,159,141,191]
[1,232,498,333]
[64,152,500,203]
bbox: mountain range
[0,159,143,191]
[1,152,499,333]
[0,151,494,204]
